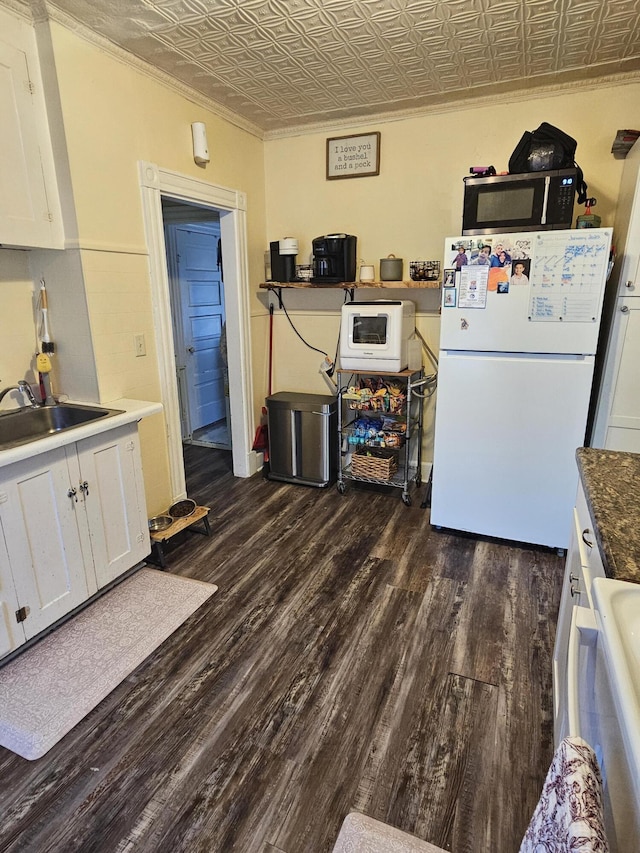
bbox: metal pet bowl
[149,515,173,533]
[169,498,197,519]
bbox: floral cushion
[333,738,608,853]
[519,736,609,853]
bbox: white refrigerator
[431,228,613,549]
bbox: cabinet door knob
[620,305,630,314]
[80,480,90,497]
[625,280,634,288]
[187,346,195,353]
[67,486,78,503]
[581,528,594,548]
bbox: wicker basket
[351,446,398,479]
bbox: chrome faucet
[0,385,19,403]
[0,381,41,407]
[18,381,41,407]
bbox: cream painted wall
[49,24,267,257]
[35,22,268,514]
[2,12,639,508]
[28,247,100,404]
[263,306,440,467]
[265,82,640,270]
[0,14,268,513]
[264,80,640,465]
[0,250,38,408]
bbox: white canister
[359,264,375,282]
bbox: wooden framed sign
[326,132,380,180]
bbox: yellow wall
[0,250,37,407]
[265,83,639,268]
[3,12,640,506]
[0,16,268,513]
[50,24,266,256]
[263,80,640,464]
[43,22,267,513]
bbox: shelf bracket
[266,285,284,309]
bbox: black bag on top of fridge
[509,122,588,204]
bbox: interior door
[175,224,226,434]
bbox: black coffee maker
[311,234,357,284]
[270,239,298,283]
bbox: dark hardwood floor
[0,445,564,852]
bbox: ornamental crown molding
[39,0,266,140]
[6,0,640,143]
[0,0,34,21]
[264,69,640,140]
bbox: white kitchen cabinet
[0,423,149,655]
[72,425,149,589]
[591,140,640,451]
[0,444,89,643]
[552,480,605,745]
[0,528,24,657]
[593,298,640,452]
[0,7,64,249]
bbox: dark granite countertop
[576,447,640,584]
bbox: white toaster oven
[339,300,415,372]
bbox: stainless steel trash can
[266,392,337,487]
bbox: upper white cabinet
[0,7,64,249]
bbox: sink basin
[592,576,640,784]
[0,403,124,451]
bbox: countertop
[0,398,163,469]
[576,447,640,584]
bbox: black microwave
[462,168,578,235]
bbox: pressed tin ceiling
[27,0,640,135]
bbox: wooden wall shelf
[260,280,441,290]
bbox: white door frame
[138,161,258,500]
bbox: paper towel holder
[191,122,210,166]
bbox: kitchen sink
[0,403,124,451]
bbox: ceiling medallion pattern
[41,0,640,132]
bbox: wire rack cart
[336,368,425,506]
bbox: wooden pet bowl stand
[148,505,211,567]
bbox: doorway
[163,201,230,451]
[139,161,258,503]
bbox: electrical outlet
[134,334,146,357]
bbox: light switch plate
[134,334,146,357]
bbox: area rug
[0,568,217,761]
